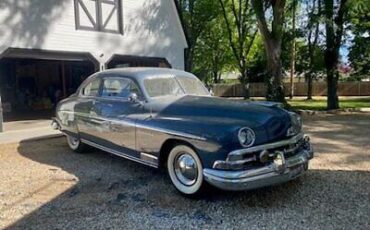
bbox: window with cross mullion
[74,0,123,34]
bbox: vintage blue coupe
[52,68,314,195]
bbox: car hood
[148,95,292,143]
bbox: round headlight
[238,127,255,147]
[287,112,302,136]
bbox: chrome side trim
[111,118,206,141]
[140,152,159,165]
[81,139,158,168]
[229,133,305,157]
[60,110,206,141]
[137,124,207,141]
[140,152,158,160]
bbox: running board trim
[81,139,158,168]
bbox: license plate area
[289,164,304,178]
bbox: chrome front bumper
[203,142,313,191]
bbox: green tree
[323,0,346,109]
[193,15,233,85]
[251,0,287,104]
[349,36,370,80]
[177,0,219,72]
[246,35,268,82]
[305,0,324,99]
[348,1,370,80]
[218,0,258,98]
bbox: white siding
[0,0,187,69]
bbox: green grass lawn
[287,96,370,110]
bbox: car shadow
[4,135,370,229]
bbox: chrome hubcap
[69,136,79,147]
[174,153,198,186]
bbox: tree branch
[219,0,242,68]
[271,0,286,41]
[251,0,271,41]
[334,0,348,48]
[245,29,258,58]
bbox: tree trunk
[239,68,250,99]
[213,70,219,84]
[244,79,250,99]
[265,41,285,102]
[185,48,194,72]
[289,0,297,99]
[251,0,287,104]
[326,60,339,109]
[324,0,344,110]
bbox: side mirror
[128,93,138,103]
[128,92,144,106]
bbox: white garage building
[0,0,187,123]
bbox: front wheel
[66,135,87,153]
[167,145,205,196]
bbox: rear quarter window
[82,78,101,97]
[102,78,143,99]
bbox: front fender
[135,117,237,168]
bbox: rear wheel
[66,135,87,153]
[167,145,204,196]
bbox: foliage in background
[246,35,268,82]
[251,0,288,104]
[302,0,325,99]
[348,0,370,80]
[177,0,219,72]
[321,0,368,109]
[218,0,258,98]
[177,0,370,109]
[192,14,233,85]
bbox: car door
[94,76,145,153]
[74,76,102,143]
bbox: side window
[82,78,101,96]
[102,78,142,99]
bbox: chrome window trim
[79,75,102,98]
[100,76,144,100]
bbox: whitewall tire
[66,135,87,153]
[167,145,204,195]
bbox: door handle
[90,117,107,125]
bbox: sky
[340,46,349,63]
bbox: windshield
[144,76,209,98]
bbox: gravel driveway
[0,113,369,230]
